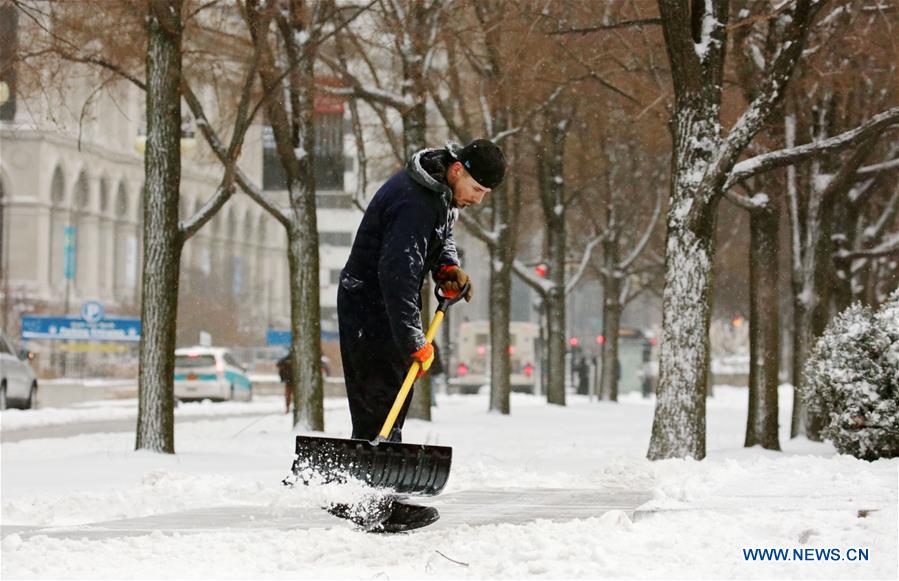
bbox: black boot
[378,500,440,533]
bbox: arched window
[113,182,130,297]
[99,177,109,214]
[257,213,267,246]
[115,182,129,218]
[74,171,90,210]
[243,210,254,242]
[50,166,65,205]
[49,166,66,286]
[73,171,90,290]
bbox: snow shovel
[288,283,468,496]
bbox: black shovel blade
[291,435,452,496]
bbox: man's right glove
[435,265,473,302]
[411,342,435,378]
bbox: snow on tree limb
[180,48,260,241]
[549,18,663,35]
[838,231,899,259]
[182,83,290,227]
[619,185,663,271]
[726,107,899,190]
[864,186,899,244]
[511,259,554,295]
[565,234,603,296]
[857,157,899,175]
[699,0,823,213]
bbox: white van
[0,332,38,409]
[449,320,538,394]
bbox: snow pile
[804,290,899,460]
[2,388,897,579]
[0,397,287,431]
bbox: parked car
[0,332,38,410]
[173,347,252,402]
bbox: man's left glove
[411,342,435,378]
[435,265,473,302]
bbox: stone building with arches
[0,19,363,375]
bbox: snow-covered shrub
[803,290,899,460]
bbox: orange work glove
[411,342,435,378]
[435,265,473,302]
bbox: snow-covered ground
[1,386,896,579]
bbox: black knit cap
[456,138,506,189]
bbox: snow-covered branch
[838,231,899,259]
[549,18,662,35]
[455,210,498,249]
[182,83,289,227]
[725,107,899,190]
[565,234,603,296]
[511,259,554,296]
[619,185,663,270]
[705,0,824,203]
[864,186,899,244]
[180,49,260,241]
[857,157,899,175]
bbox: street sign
[266,328,339,346]
[63,226,76,280]
[21,315,141,342]
[81,301,105,324]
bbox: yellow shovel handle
[377,310,445,440]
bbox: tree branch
[725,107,899,189]
[182,81,289,227]
[565,234,603,296]
[180,46,260,240]
[550,18,663,35]
[838,231,899,259]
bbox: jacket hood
[405,141,464,201]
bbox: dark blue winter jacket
[341,147,461,355]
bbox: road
[1,410,282,443]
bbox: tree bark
[247,2,325,431]
[600,289,622,402]
[648,202,715,460]
[746,201,781,450]
[287,33,324,432]
[136,0,183,453]
[408,283,432,420]
[489,256,513,414]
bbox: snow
[0,398,285,431]
[2,389,897,579]
[693,0,718,60]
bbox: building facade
[0,8,364,375]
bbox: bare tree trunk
[599,237,622,402]
[402,1,432,420]
[408,283,432,420]
[489,256,513,413]
[545,221,567,406]
[289,33,324,431]
[136,0,183,453]
[288,217,324,431]
[600,291,622,402]
[746,201,781,450]
[648,201,715,460]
